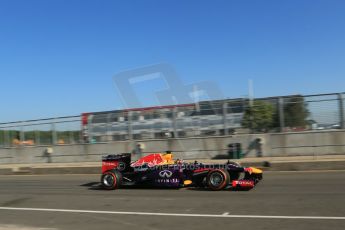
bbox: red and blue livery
[101,152,263,191]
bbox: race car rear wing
[102,153,131,173]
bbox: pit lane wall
[0,130,345,164]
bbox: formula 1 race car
[100,152,263,191]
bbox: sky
[0,0,345,122]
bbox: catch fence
[0,93,344,148]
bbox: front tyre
[101,170,122,190]
[206,169,230,191]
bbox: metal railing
[0,92,344,148]
[0,116,82,148]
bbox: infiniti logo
[159,170,173,178]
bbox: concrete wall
[270,130,345,156]
[0,130,344,164]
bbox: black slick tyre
[101,170,122,190]
[206,169,230,191]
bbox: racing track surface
[0,171,344,230]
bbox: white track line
[0,207,344,220]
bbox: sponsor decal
[102,162,117,166]
[102,162,126,171]
[232,180,254,188]
[159,170,173,178]
[156,178,180,184]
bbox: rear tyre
[206,169,230,191]
[101,170,122,190]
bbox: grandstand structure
[82,99,245,142]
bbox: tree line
[241,95,310,132]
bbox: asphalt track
[0,171,344,230]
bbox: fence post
[172,107,178,138]
[5,130,10,147]
[51,122,57,145]
[35,130,40,146]
[338,93,345,129]
[222,101,228,135]
[69,126,74,145]
[128,111,133,141]
[278,97,285,132]
[20,124,25,143]
[106,113,111,142]
[87,115,93,143]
